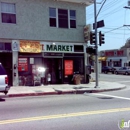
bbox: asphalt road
[0,91,130,129]
[0,74,130,130]
[92,72,130,86]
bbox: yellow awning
[98,57,107,61]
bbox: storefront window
[74,58,84,74]
[18,57,43,86]
[113,61,121,67]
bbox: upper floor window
[49,7,56,27]
[58,9,68,28]
[70,10,76,28]
[49,7,76,29]
[1,2,16,24]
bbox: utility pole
[94,0,99,88]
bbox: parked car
[102,66,116,74]
[0,63,10,95]
[115,67,130,75]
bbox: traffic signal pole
[94,0,99,88]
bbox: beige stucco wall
[126,48,130,61]
[0,0,86,43]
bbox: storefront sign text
[46,45,73,52]
[20,41,41,53]
[117,50,124,56]
[105,50,124,57]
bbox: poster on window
[64,60,73,76]
[18,58,28,71]
[32,65,39,74]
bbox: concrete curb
[7,86,127,98]
[8,91,58,97]
[82,86,127,93]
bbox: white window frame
[56,8,58,27]
[1,2,16,14]
[49,7,76,29]
[58,8,68,28]
[49,7,57,27]
[69,10,76,28]
[1,2,16,24]
[68,10,70,28]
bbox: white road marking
[118,81,130,83]
[87,93,130,101]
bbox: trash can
[73,72,81,85]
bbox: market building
[0,0,93,86]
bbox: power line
[87,0,126,21]
[104,32,130,35]
[87,0,125,17]
[98,2,126,20]
[99,7,123,17]
[102,27,129,30]
[100,0,125,12]
[104,26,124,33]
[105,35,126,39]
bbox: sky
[86,0,130,51]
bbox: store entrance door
[44,58,62,84]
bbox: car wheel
[115,71,118,75]
[125,72,128,75]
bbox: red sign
[105,51,114,56]
[18,58,28,71]
[117,50,124,56]
[64,60,73,75]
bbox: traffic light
[99,31,105,46]
[90,31,96,45]
[86,47,96,55]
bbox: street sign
[93,20,104,29]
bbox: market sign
[20,41,41,53]
[64,60,73,76]
[18,58,28,71]
[44,44,74,52]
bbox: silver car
[115,67,130,75]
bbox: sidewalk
[5,81,126,97]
